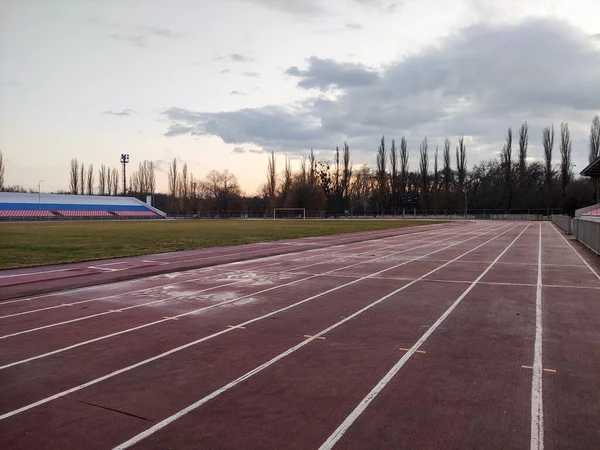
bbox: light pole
[120,154,130,195]
[38,180,43,219]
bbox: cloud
[233,147,247,153]
[162,18,600,169]
[221,69,231,74]
[230,53,255,62]
[111,33,147,48]
[103,109,135,116]
[108,25,182,48]
[248,149,264,154]
[242,71,260,77]
[345,23,362,30]
[139,26,182,39]
[230,90,246,96]
[286,56,379,91]
[238,0,324,16]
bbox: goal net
[273,208,306,219]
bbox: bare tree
[501,127,513,210]
[98,164,107,195]
[341,142,352,209]
[443,137,451,205]
[433,145,439,197]
[542,124,555,191]
[333,146,340,201]
[267,151,276,212]
[111,168,119,196]
[400,136,409,195]
[389,139,398,210]
[168,158,179,211]
[308,149,316,185]
[79,163,85,195]
[0,150,4,190]
[202,170,242,215]
[147,161,155,196]
[590,115,600,202]
[456,135,467,193]
[69,158,79,194]
[376,136,387,213]
[589,115,600,164]
[419,138,429,210]
[86,164,94,195]
[518,122,529,188]
[560,122,572,196]
[281,156,292,205]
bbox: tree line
[262,116,600,216]
[1,114,599,216]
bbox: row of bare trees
[165,158,243,214]
[262,115,600,216]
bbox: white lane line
[0,224,465,326]
[112,225,525,450]
[0,224,511,417]
[0,280,247,340]
[551,223,600,280]
[0,224,459,307]
[0,268,72,280]
[0,224,494,370]
[530,223,544,450]
[318,224,530,450]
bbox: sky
[1,0,600,194]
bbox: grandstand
[0,193,166,221]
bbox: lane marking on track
[0,224,490,367]
[0,280,249,340]
[0,225,457,315]
[109,310,122,313]
[108,225,522,450]
[551,223,600,280]
[530,223,544,450]
[227,325,246,330]
[317,224,530,450]
[399,348,426,353]
[0,224,510,419]
[0,225,449,286]
[0,226,468,337]
[163,317,178,321]
[521,366,556,373]
[304,335,326,340]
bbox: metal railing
[551,215,572,234]
[572,218,600,256]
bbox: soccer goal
[273,208,306,219]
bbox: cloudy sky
[1,0,600,194]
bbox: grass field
[0,219,444,269]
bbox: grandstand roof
[580,155,600,178]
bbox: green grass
[0,219,444,269]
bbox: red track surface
[1,221,599,449]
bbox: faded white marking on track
[318,225,530,450]
[531,223,544,450]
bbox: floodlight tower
[120,153,129,195]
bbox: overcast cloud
[1,0,599,192]
[163,18,600,167]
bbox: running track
[1,221,599,449]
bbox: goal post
[273,208,306,219]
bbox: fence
[572,218,600,256]
[551,215,572,234]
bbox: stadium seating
[57,210,112,217]
[0,193,165,220]
[0,210,54,217]
[112,210,159,217]
[582,208,600,217]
